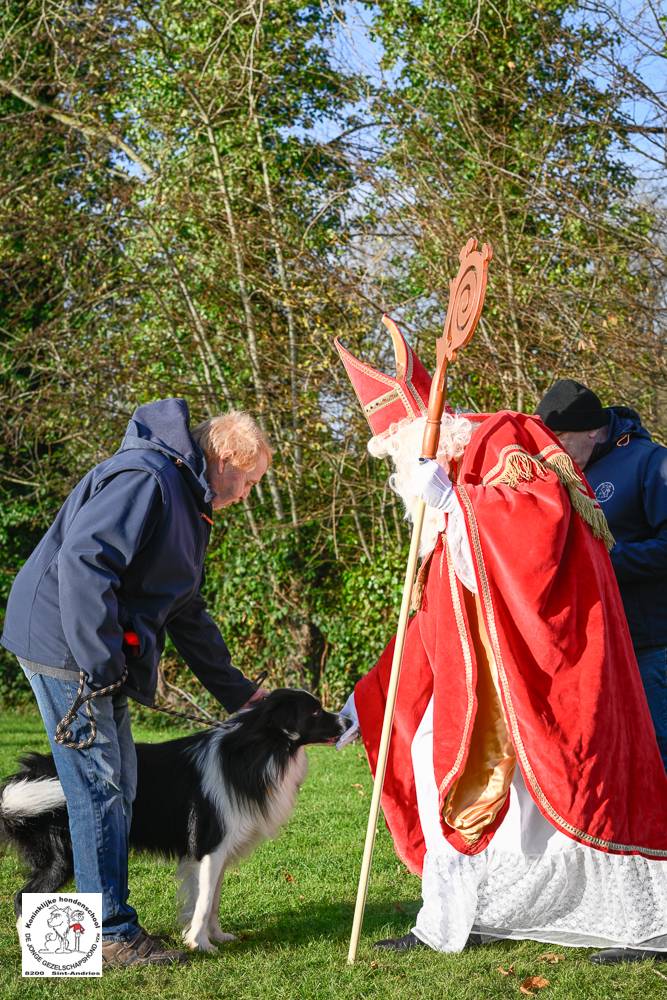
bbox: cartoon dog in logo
[39,906,71,954]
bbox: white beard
[368,414,474,559]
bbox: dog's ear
[260,690,313,742]
[273,701,303,742]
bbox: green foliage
[0,1,664,707]
[363,0,663,410]
[181,518,406,708]
[0,501,45,705]
[312,550,406,705]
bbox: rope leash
[55,669,129,750]
[54,668,269,750]
[145,670,268,728]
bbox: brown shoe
[102,929,188,969]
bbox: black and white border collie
[0,688,350,952]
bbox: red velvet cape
[356,412,667,876]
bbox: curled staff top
[439,239,493,367]
[421,238,493,461]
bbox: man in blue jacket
[1,398,271,967]
[536,380,667,769]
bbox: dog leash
[55,660,269,750]
[55,669,129,750]
[140,670,269,730]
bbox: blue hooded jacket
[585,406,667,650]
[1,398,256,710]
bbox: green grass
[0,712,664,999]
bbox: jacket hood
[590,405,651,465]
[119,398,213,503]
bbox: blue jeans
[636,646,667,771]
[21,663,140,941]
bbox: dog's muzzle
[335,713,359,750]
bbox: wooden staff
[347,238,493,965]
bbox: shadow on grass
[204,901,596,964]
[220,899,421,950]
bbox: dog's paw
[182,929,216,953]
[208,925,237,944]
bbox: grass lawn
[0,711,664,1000]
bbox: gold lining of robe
[442,590,516,843]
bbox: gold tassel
[411,576,425,612]
[488,446,614,552]
[411,550,435,612]
[543,453,615,551]
[541,451,583,489]
[488,449,548,488]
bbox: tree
[2,1,664,706]
[0,1,385,702]
[358,0,664,412]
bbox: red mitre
[334,315,431,436]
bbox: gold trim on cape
[437,545,476,792]
[453,484,667,859]
[482,444,614,550]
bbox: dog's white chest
[263,748,308,836]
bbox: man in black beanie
[537,379,667,772]
[535,380,610,469]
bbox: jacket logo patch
[595,482,615,503]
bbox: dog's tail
[0,756,67,853]
[0,779,15,854]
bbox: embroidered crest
[595,482,615,504]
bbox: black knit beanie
[535,379,609,432]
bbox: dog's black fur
[1,688,350,950]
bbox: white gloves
[415,458,453,510]
[336,692,360,750]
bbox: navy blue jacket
[1,399,256,710]
[585,406,667,650]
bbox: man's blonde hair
[191,411,273,470]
